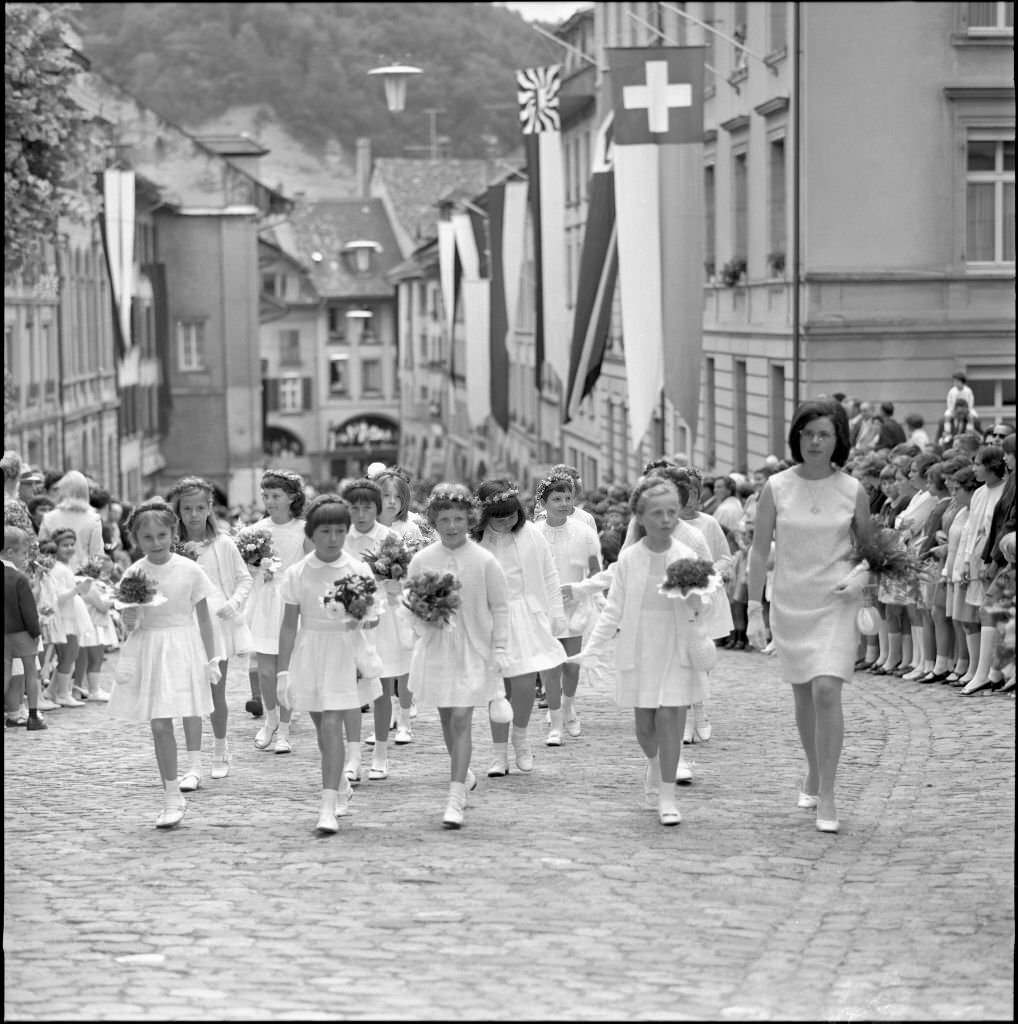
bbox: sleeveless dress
[768,467,862,685]
[245,517,308,654]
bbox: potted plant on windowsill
[720,258,747,287]
[767,251,786,277]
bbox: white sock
[265,706,280,731]
[549,709,564,731]
[396,706,411,729]
[511,726,528,748]
[346,741,361,767]
[646,753,661,787]
[658,787,678,813]
[492,741,508,761]
[911,627,923,665]
[214,737,227,757]
[562,695,575,718]
[373,739,388,766]
[933,656,951,673]
[448,781,466,801]
[277,719,290,741]
[320,788,338,813]
[163,782,184,806]
[187,750,202,774]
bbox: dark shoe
[244,698,264,719]
[26,715,48,731]
[919,670,950,684]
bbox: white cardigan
[480,520,566,626]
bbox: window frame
[965,1,1014,34]
[176,318,206,373]
[328,353,350,397]
[278,374,304,414]
[964,131,1015,266]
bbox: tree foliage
[5,3,102,273]
[72,2,562,159]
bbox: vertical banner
[452,210,491,428]
[565,113,618,424]
[608,47,705,450]
[487,181,510,432]
[517,64,570,388]
[102,168,136,359]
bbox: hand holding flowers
[321,572,378,627]
[233,525,281,580]
[403,571,462,627]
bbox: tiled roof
[372,158,491,245]
[284,197,403,299]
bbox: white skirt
[502,596,565,677]
[616,609,709,710]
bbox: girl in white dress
[45,528,90,708]
[574,478,716,827]
[377,469,424,739]
[167,477,254,785]
[532,472,602,745]
[107,500,220,829]
[341,477,400,782]
[475,479,566,778]
[406,484,509,828]
[245,470,311,755]
[276,496,383,834]
[77,555,118,702]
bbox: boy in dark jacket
[4,526,45,730]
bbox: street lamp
[367,63,422,113]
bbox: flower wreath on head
[262,469,303,488]
[428,484,478,511]
[479,486,519,510]
[535,473,574,505]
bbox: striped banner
[101,168,135,359]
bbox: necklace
[800,474,827,514]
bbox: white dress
[480,524,565,677]
[107,555,216,723]
[406,540,508,708]
[534,517,602,638]
[195,533,254,661]
[245,517,308,654]
[280,552,383,712]
[84,580,119,648]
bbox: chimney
[356,137,372,199]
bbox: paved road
[4,648,1014,1021]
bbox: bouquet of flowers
[233,525,280,580]
[171,539,202,561]
[321,572,378,622]
[26,551,55,583]
[362,534,418,582]
[660,558,716,595]
[75,557,106,580]
[114,571,160,606]
[403,571,462,626]
[851,528,924,587]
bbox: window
[768,2,788,54]
[966,134,1015,263]
[279,329,301,366]
[768,138,787,269]
[704,164,716,276]
[732,151,749,263]
[770,363,786,456]
[705,357,717,470]
[968,365,1016,419]
[733,359,748,473]
[329,354,349,396]
[327,306,347,342]
[278,375,306,413]
[261,272,279,297]
[176,319,205,372]
[361,358,383,397]
[967,1,1014,33]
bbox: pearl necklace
[800,473,829,514]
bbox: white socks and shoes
[156,788,187,829]
[644,754,662,807]
[487,742,509,777]
[443,782,467,830]
[512,727,534,772]
[274,722,292,754]
[344,742,362,785]
[692,703,712,742]
[211,740,231,779]
[255,708,279,749]
[675,756,693,785]
[658,791,681,827]
[178,754,202,792]
[394,707,413,744]
[546,709,564,746]
[317,788,340,834]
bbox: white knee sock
[213,737,228,757]
[276,719,290,741]
[968,627,998,684]
[346,740,361,768]
[265,706,280,731]
[492,741,508,761]
[549,709,564,731]
[320,788,338,813]
[511,726,528,748]
[373,739,388,767]
[962,632,980,679]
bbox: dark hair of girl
[341,477,383,513]
[304,495,351,538]
[260,469,306,517]
[473,478,525,538]
[787,399,851,467]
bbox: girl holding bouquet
[276,495,383,834]
[167,476,254,784]
[474,479,566,778]
[405,484,509,829]
[747,400,874,834]
[572,478,716,827]
[45,528,92,708]
[107,500,220,829]
[532,472,602,745]
[244,470,311,755]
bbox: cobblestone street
[4,649,1014,1021]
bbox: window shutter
[302,377,313,410]
[266,378,280,412]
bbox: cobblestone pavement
[4,648,1014,1021]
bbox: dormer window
[342,239,382,274]
[346,307,376,344]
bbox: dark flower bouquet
[27,551,56,582]
[171,539,202,561]
[403,571,462,626]
[115,572,160,605]
[321,572,378,621]
[75,557,106,579]
[362,534,417,581]
[851,528,924,585]
[660,558,716,595]
[233,525,280,580]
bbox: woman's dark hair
[88,486,111,511]
[787,399,851,467]
[473,478,526,538]
[911,452,940,480]
[260,469,306,517]
[977,445,1007,477]
[925,464,949,493]
[28,495,54,518]
[949,466,978,492]
[304,495,351,538]
[50,527,77,548]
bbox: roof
[282,197,403,299]
[197,134,270,158]
[371,158,491,247]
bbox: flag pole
[792,0,802,408]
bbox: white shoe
[487,754,509,777]
[546,728,562,746]
[316,809,339,834]
[564,714,581,737]
[675,758,693,785]
[513,739,535,773]
[178,770,202,793]
[336,782,354,817]
[88,689,112,703]
[344,762,362,786]
[693,703,712,743]
[409,700,418,719]
[56,694,85,708]
[156,798,187,829]
[442,798,464,829]
[254,724,277,750]
[394,725,413,745]
[465,768,477,792]
[368,761,389,780]
[210,750,231,779]
[37,697,61,712]
[274,734,292,755]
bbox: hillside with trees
[71,2,563,164]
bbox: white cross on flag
[608,47,705,450]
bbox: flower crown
[261,469,304,491]
[480,486,519,510]
[428,484,477,509]
[536,473,574,504]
